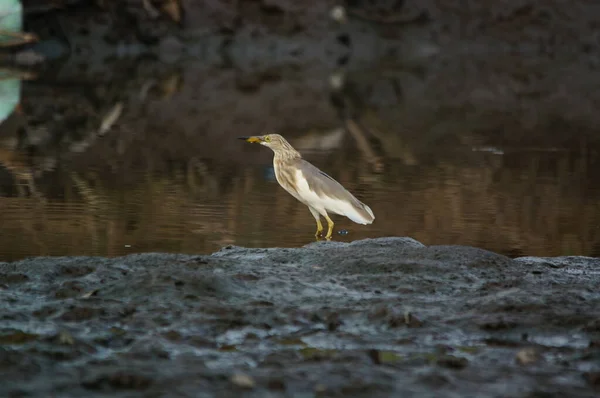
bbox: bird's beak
[238,136,263,143]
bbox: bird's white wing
[293,159,374,224]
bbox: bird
[239,134,374,239]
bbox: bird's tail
[363,203,375,222]
[345,200,375,225]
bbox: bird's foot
[325,217,335,240]
[324,222,334,240]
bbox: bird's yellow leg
[324,214,335,240]
[308,207,323,238]
[315,218,324,238]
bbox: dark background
[1,0,599,260]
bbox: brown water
[1,62,600,261]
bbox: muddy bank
[1,237,599,397]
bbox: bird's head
[238,134,291,152]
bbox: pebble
[515,348,539,365]
[330,6,347,23]
[230,373,255,389]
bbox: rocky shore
[1,237,599,397]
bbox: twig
[0,29,38,46]
[344,118,385,172]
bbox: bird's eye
[264,136,271,142]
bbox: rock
[230,373,255,389]
[515,348,540,366]
[0,237,598,397]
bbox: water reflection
[0,69,21,123]
[0,60,599,261]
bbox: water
[1,62,599,261]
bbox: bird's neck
[273,149,301,162]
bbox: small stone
[58,330,74,345]
[230,373,255,389]
[330,6,347,23]
[81,289,99,299]
[515,347,539,365]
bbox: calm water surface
[1,64,599,261]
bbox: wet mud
[1,237,599,397]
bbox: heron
[239,134,374,239]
